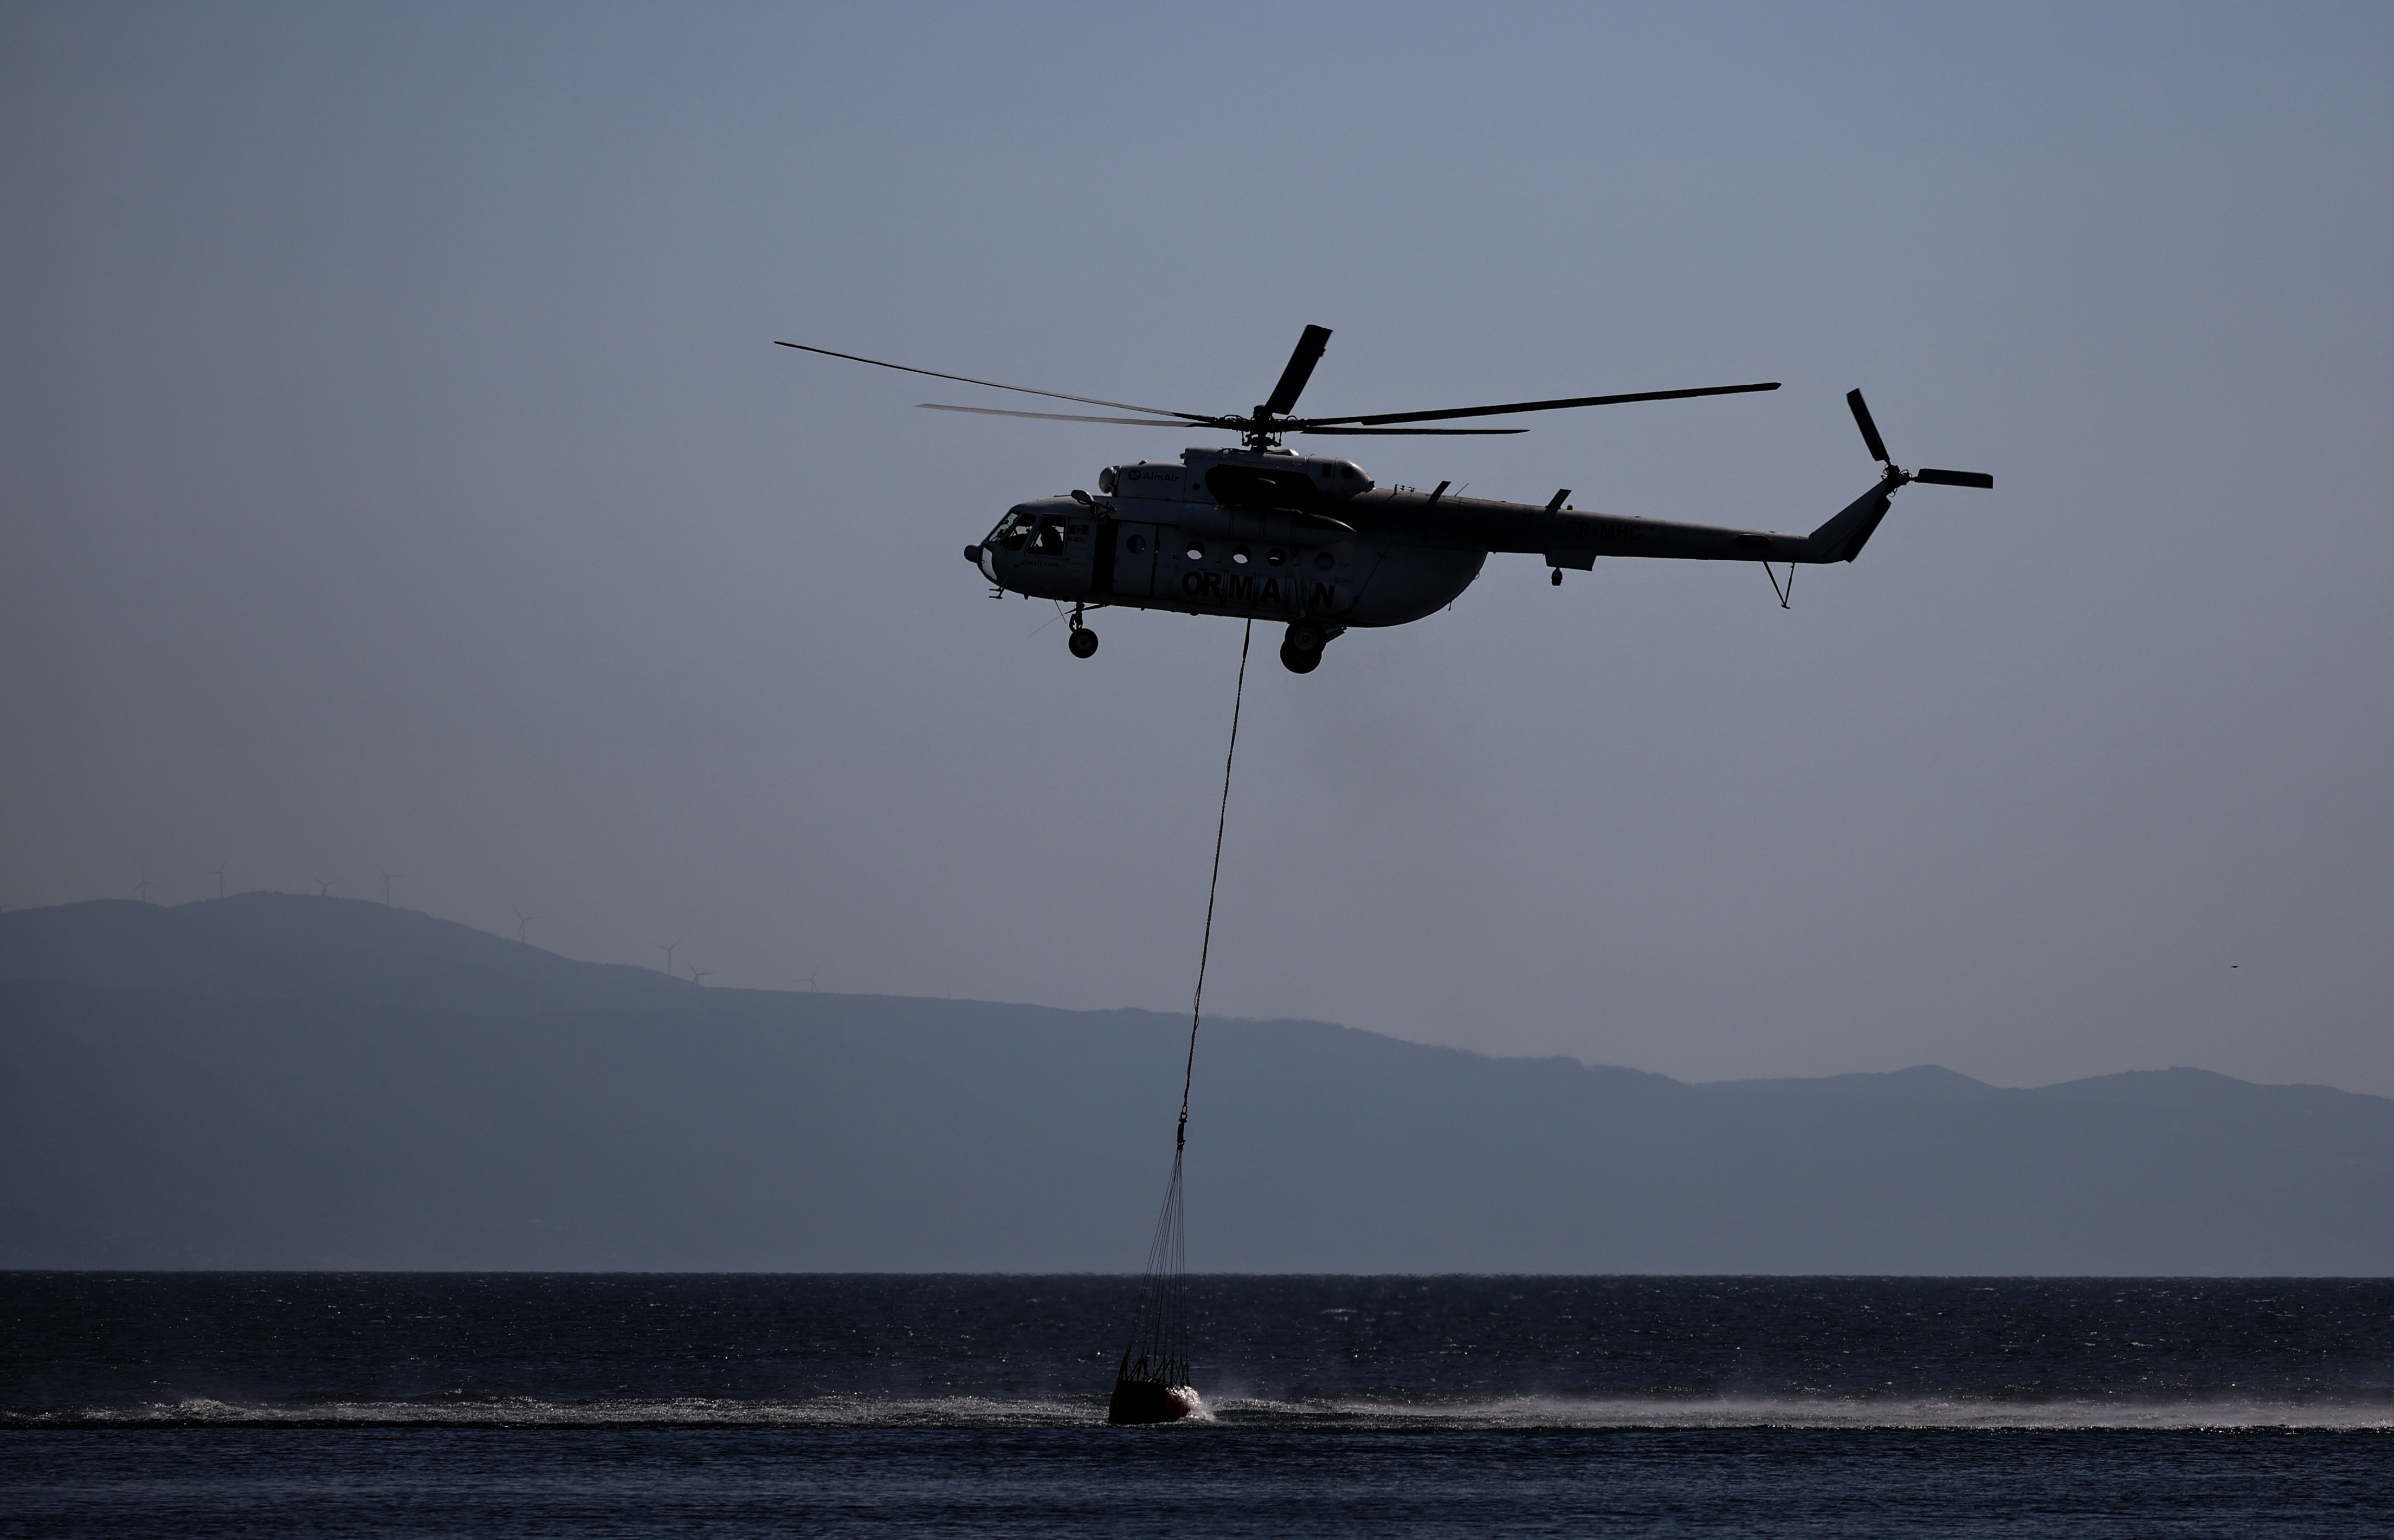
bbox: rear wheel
[1068,628,1099,658]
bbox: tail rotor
[1847,389,1993,489]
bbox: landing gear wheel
[1281,619,1330,674]
[1068,627,1099,659]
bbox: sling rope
[1182,616,1253,1154]
[1119,618,1253,1390]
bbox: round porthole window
[1314,551,1335,572]
[1185,541,1206,561]
[1126,534,1147,554]
[1265,548,1286,567]
[1231,545,1250,565]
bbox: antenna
[512,908,535,944]
[135,872,158,904]
[313,876,335,897]
[653,939,681,975]
[379,870,401,907]
[209,865,227,900]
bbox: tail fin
[1802,473,1905,564]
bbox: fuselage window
[1032,515,1066,555]
[1185,540,1206,561]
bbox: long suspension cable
[1121,620,1254,1392]
[1178,618,1253,1154]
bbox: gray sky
[6,2,2390,1095]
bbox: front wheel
[1279,640,1320,674]
[1068,628,1099,658]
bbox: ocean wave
[8,1393,2389,1432]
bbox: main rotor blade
[1846,389,1891,463]
[1292,380,1779,430]
[1299,425,1529,436]
[1912,467,1994,489]
[774,340,1211,424]
[919,403,1209,426]
[1260,324,1333,418]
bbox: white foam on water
[1208,1394,2394,1431]
[11,1395,1108,1429]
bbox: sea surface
[5,1273,2390,1536]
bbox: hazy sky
[6,3,2390,1094]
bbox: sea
[4,1273,2390,1536]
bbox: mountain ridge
[4,897,2389,1273]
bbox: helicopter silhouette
[777,327,1990,674]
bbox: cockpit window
[985,508,1070,556]
[988,510,1035,551]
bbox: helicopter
[776,327,1991,674]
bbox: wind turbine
[209,865,228,900]
[134,872,158,904]
[513,908,535,944]
[802,968,820,993]
[653,939,682,975]
[313,876,335,897]
[689,965,712,988]
[379,870,401,907]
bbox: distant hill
[4,896,2389,1273]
